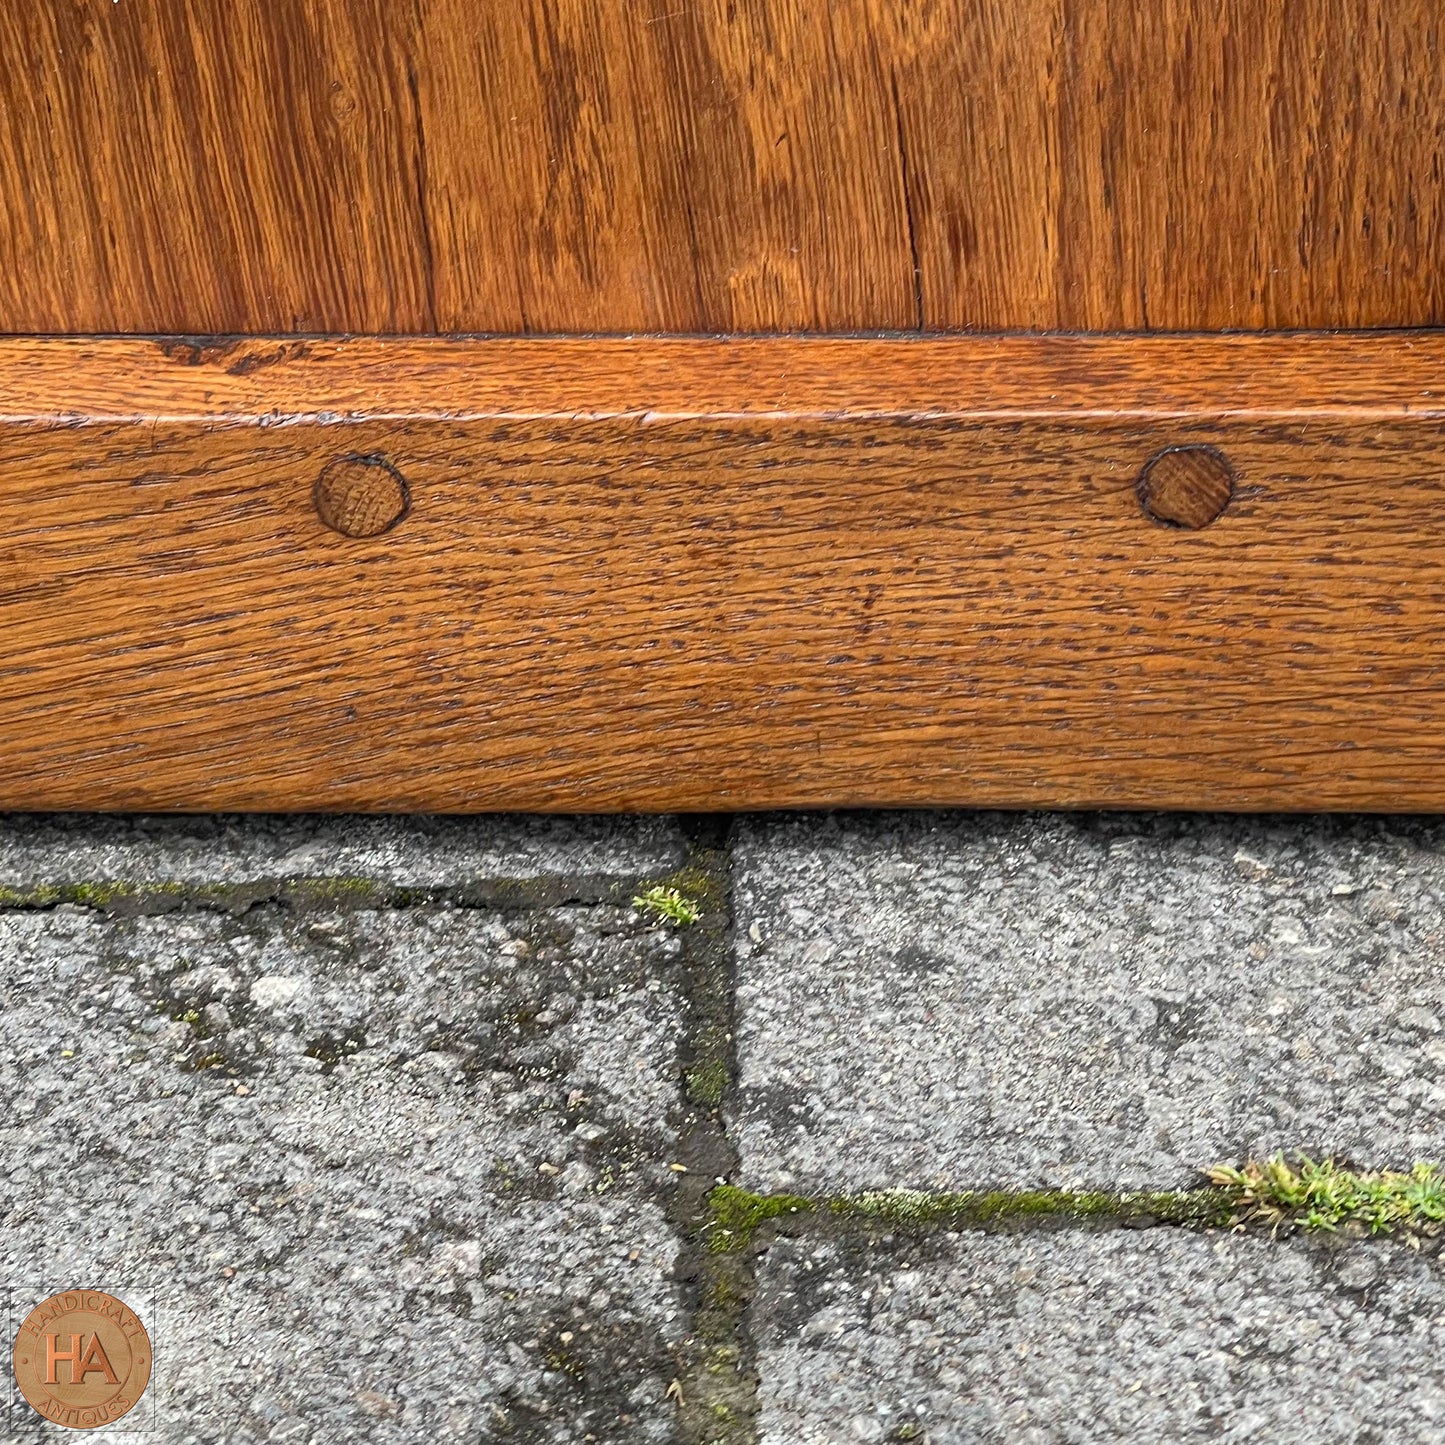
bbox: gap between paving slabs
[0,815,748,1442]
[7,818,1445,1445]
[686,1172,1445,1443]
[665,823,1445,1445]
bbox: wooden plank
[0,0,434,335]
[2,332,1445,812]
[2,1,1441,334]
[411,0,918,332]
[890,0,1445,330]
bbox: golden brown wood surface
[3,332,1445,812]
[2,1,1440,335]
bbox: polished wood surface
[3,332,1445,812]
[2,1,1440,335]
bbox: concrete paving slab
[0,814,686,888]
[733,812,1445,1191]
[0,894,690,1443]
[751,1225,1445,1444]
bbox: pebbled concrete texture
[11,807,1445,1442]
[732,812,1445,1192]
[750,1226,1445,1445]
[0,814,686,888]
[0,827,693,1444]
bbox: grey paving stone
[733,812,1445,1191]
[0,894,690,1443]
[0,814,685,888]
[751,1225,1445,1444]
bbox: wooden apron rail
[1,332,1442,811]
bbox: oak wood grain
[2,333,1445,812]
[2,1,1440,334]
[0,0,434,335]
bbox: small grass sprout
[632,885,702,926]
[1207,1154,1445,1235]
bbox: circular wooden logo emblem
[11,1291,152,1430]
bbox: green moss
[840,1186,1231,1230]
[0,881,161,909]
[705,1162,1445,1255]
[68,881,136,907]
[706,1185,816,1251]
[632,884,702,926]
[705,1273,745,1311]
[542,1345,585,1381]
[0,879,196,912]
[686,1057,729,1109]
[659,860,726,912]
[0,874,428,915]
[683,1330,755,1445]
[0,869,657,919]
[705,1183,1234,1252]
[0,885,60,907]
[283,876,381,902]
[1207,1154,1445,1234]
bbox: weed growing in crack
[1207,1154,1445,1235]
[633,885,702,926]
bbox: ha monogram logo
[12,1290,152,1430]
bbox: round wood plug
[313,454,409,537]
[1137,445,1234,528]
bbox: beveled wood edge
[1,331,1444,424]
